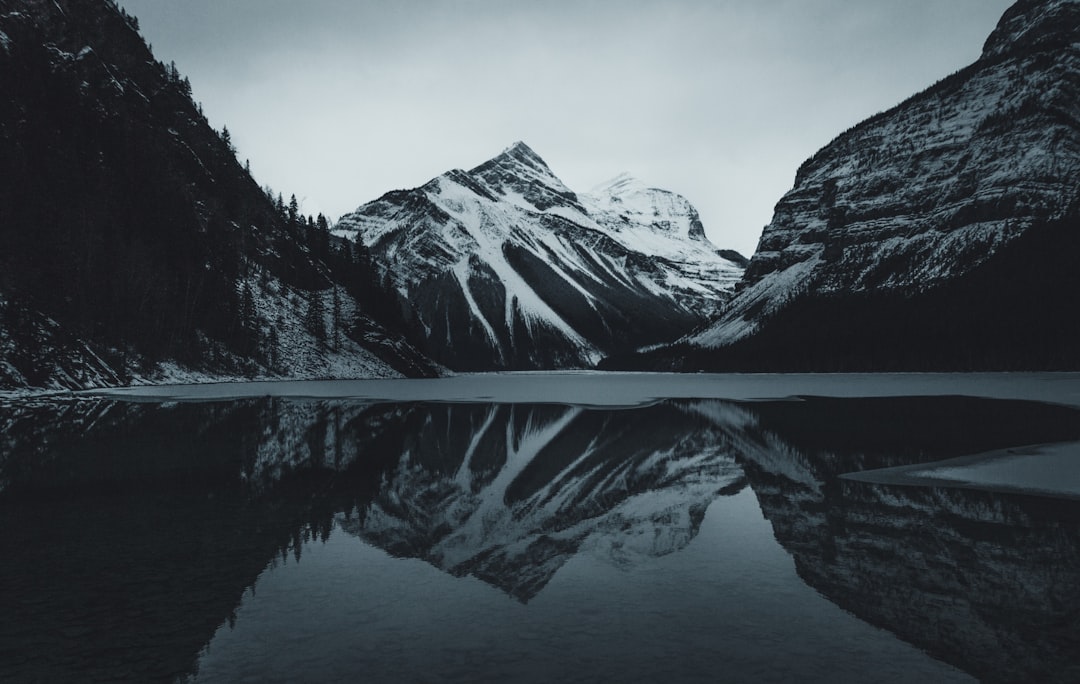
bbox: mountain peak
[981,0,1080,60]
[580,173,713,244]
[468,142,579,211]
[502,140,539,158]
[592,172,647,196]
[487,141,555,176]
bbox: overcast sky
[118,0,1013,257]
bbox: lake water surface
[2,374,1079,682]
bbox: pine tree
[267,324,280,371]
[288,194,299,227]
[331,285,342,349]
[304,288,326,344]
[305,215,316,249]
[238,280,257,352]
[316,213,330,260]
[221,126,235,154]
[339,240,354,272]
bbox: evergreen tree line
[0,5,416,382]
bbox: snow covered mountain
[616,0,1080,371]
[335,142,745,370]
[0,0,439,390]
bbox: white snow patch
[690,252,823,348]
[452,259,503,356]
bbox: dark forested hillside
[0,0,437,388]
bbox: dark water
[2,394,1079,682]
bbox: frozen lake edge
[842,440,1080,500]
[57,371,1080,409]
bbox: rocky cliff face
[630,0,1080,371]
[336,142,745,371]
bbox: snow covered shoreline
[16,370,1076,409]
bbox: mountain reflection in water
[1,394,1078,682]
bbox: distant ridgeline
[0,0,437,390]
[606,0,1080,371]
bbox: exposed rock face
[335,142,745,370]
[631,0,1080,370]
[981,0,1080,59]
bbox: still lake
[2,373,1079,683]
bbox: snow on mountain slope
[583,172,706,247]
[335,142,745,370]
[685,0,1080,352]
[0,274,411,393]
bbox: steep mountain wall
[618,0,1080,371]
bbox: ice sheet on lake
[843,441,1080,500]
[69,371,1080,408]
